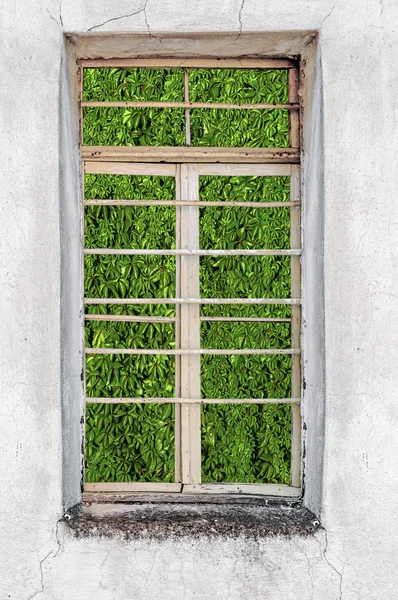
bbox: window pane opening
[81,61,301,495]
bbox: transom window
[81,58,301,497]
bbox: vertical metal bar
[288,68,300,149]
[180,164,201,483]
[290,164,302,487]
[174,166,182,482]
[184,68,191,147]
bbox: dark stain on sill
[64,500,321,540]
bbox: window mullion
[175,165,182,483]
[180,163,201,484]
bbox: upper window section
[82,66,293,148]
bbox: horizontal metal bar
[83,146,300,165]
[82,100,298,110]
[81,58,297,69]
[182,483,301,497]
[85,348,300,355]
[84,482,183,493]
[200,317,291,322]
[84,298,301,305]
[84,248,301,256]
[86,396,301,405]
[83,200,299,208]
[84,314,175,323]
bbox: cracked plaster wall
[1,0,398,598]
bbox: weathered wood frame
[81,58,302,498]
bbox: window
[81,58,301,497]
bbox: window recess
[81,59,302,497]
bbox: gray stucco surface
[1,1,398,598]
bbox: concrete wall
[1,1,398,598]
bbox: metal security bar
[84,315,290,323]
[87,397,301,405]
[83,200,300,208]
[82,100,299,110]
[83,200,299,207]
[84,249,301,256]
[84,297,301,305]
[85,348,301,355]
[81,59,302,498]
[84,314,176,323]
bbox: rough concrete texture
[67,501,320,539]
[1,0,398,598]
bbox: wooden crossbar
[82,147,300,164]
[80,58,296,69]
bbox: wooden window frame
[81,58,302,499]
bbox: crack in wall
[321,531,343,599]
[320,0,339,29]
[27,550,52,600]
[46,3,62,29]
[26,520,64,600]
[238,0,245,35]
[54,520,62,558]
[87,4,147,32]
[143,0,152,37]
[291,538,315,600]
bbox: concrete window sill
[65,496,321,539]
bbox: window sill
[64,495,321,539]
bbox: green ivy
[188,68,288,104]
[86,353,175,399]
[198,174,291,483]
[202,404,291,483]
[84,173,176,200]
[83,68,185,102]
[86,403,175,483]
[199,175,291,317]
[191,108,289,148]
[189,69,289,147]
[83,67,289,148]
[83,67,186,147]
[84,68,293,485]
[83,107,186,146]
